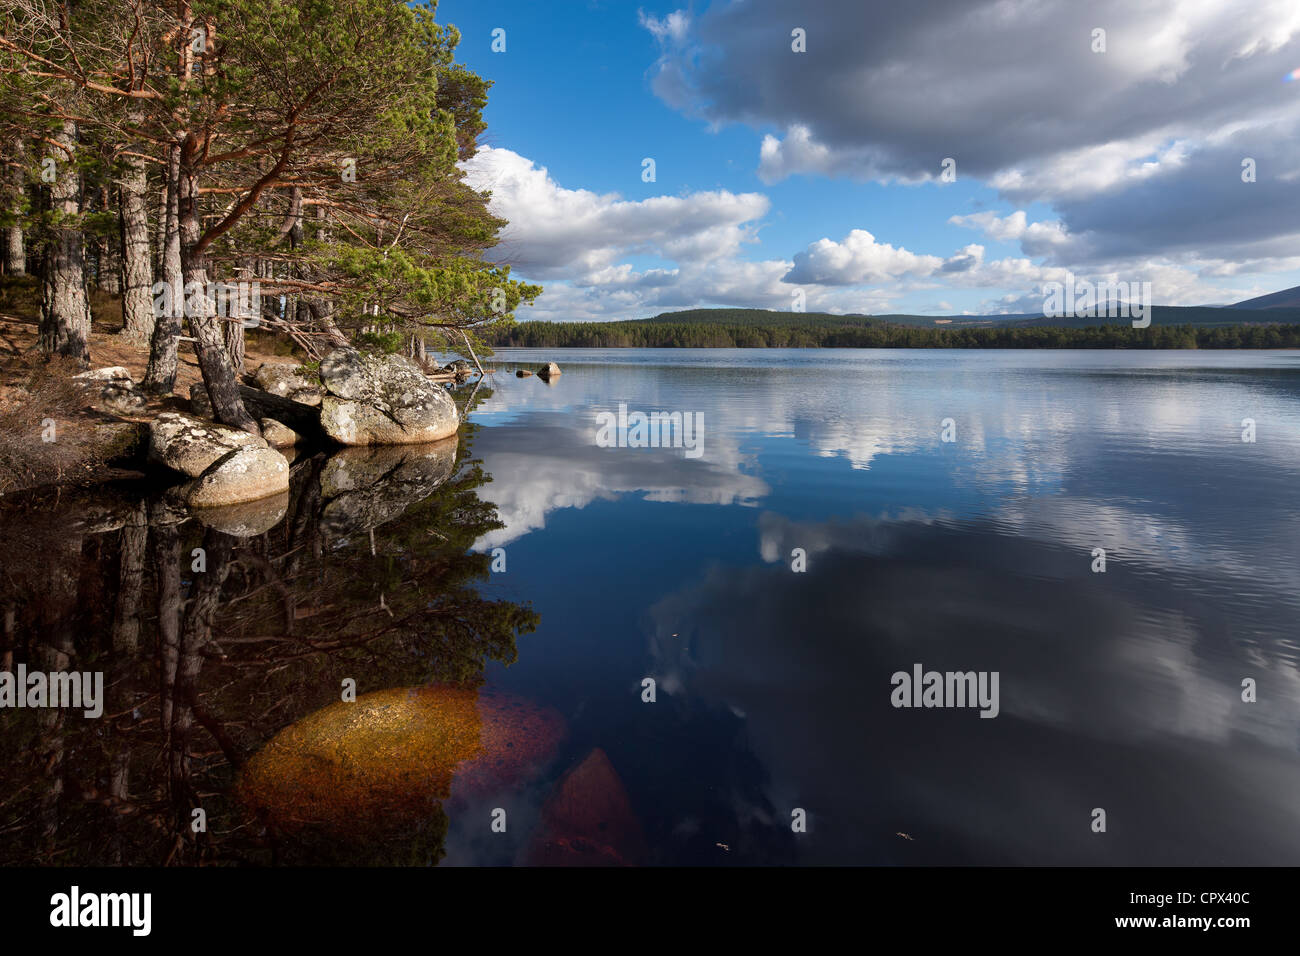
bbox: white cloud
[461,147,769,280]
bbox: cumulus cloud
[643,0,1300,268]
[461,147,770,279]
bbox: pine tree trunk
[3,138,24,276]
[38,120,91,366]
[224,311,245,375]
[118,142,154,342]
[178,138,257,433]
[143,145,183,393]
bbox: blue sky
[438,0,1300,322]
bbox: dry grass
[0,354,137,494]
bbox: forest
[492,318,1300,350]
[0,0,538,432]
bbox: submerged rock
[318,348,459,445]
[526,748,647,866]
[186,445,289,508]
[148,411,267,478]
[237,685,564,833]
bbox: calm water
[3,348,1299,865]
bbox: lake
[2,348,1299,865]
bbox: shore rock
[440,359,474,381]
[260,417,300,447]
[75,366,132,383]
[186,446,289,508]
[318,348,459,445]
[74,367,147,417]
[252,362,324,406]
[149,411,268,478]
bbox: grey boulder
[149,411,268,478]
[318,348,458,445]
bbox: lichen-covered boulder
[317,348,458,445]
[186,445,289,508]
[252,362,323,406]
[74,367,147,417]
[148,411,267,478]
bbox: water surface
[2,348,1298,866]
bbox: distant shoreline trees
[491,320,1300,350]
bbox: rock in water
[318,348,459,445]
[186,446,289,507]
[149,411,268,478]
[515,369,533,378]
[526,748,647,866]
[440,359,475,381]
[237,686,564,833]
[537,362,561,380]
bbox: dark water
[3,348,1299,866]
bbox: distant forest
[491,318,1300,349]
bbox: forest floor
[0,276,297,495]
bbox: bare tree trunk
[3,138,25,276]
[118,136,154,342]
[143,145,183,393]
[178,138,256,432]
[38,120,91,365]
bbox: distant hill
[1230,286,1300,310]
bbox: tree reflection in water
[0,409,548,866]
